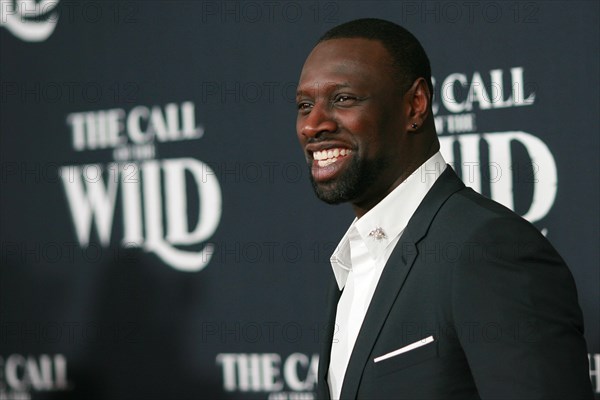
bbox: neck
[351,137,440,219]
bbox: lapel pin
[368,227,387,240]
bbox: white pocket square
[373,335,435,363]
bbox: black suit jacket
[317,167,593,399]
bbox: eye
[333,94,358,105]
[297,101,313,113]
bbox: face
[296,38,412,210]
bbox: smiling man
[295,18,593,399]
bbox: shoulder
[434,186,548,244]
[423,185,571,273]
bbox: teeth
[318,158,337,167]
[313,148,352,162]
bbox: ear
[405,78,431,132]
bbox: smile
[313,148,353,167]
[310,147,354,182]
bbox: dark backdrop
[1,1,598,399]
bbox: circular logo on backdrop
[0,0,60,42]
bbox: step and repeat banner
[1,1,598,399]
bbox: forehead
[298,38,395,93]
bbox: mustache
[305,133,341,144]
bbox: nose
[298,103,338,139]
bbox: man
[295,18,593,399]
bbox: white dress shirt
[327,152,447,399]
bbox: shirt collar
[330,152,447,289]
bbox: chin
[311,180,355,205]
[315,191,348,205]
[307,155,381,205]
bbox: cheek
[345,112,383,140]
[355,121,400,159]
[341,114,373,140]
[380,105,407,135]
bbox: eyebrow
[296,82,352,98]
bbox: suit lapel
[318,277,341,399]
[339,167,465,399]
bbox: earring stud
[411,122,418,129]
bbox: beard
[308,154,387,204]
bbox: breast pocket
[372,337,439,377]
